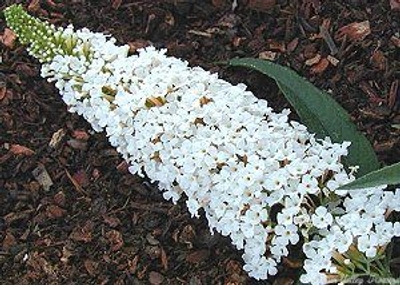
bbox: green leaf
[228,58,379,176]
[338,162,400,190]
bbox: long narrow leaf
[228,58,379,176]
[338,162,400,190]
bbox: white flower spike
[4,5,399,284]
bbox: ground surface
[1,0,399,284]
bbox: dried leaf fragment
[335,21,370,42]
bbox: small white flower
[274,224,299,245]
[311,206,333,229]
[357,233,379,257]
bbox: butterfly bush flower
[4,5,400,284]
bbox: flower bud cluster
[4,4,62,62]
[6,7,400,284]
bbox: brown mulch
[1,1,399,284]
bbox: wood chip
[103,215,121,228]
[0,28,16,49]
[359,82,385,104]
[71,130,90,141]
[186,249,210,264]
[49,128,66,148]
[53,191,66,207]
[9,143,35,156]
[287,38,299,53]
[84,259,99,276]
[32,164,53,191]
[267,40,286,53]
[27,0,40,12]
[319,19,338,55]
[0,86,6,101]
[2,231,17,251]
[258,50,277,61]
[72,169,89,187]
[160,248,168,270]
[247,0,276,11]
[65,168,87,195]
[70,222,93,243]
[105,230,124,251]
[212,0,227,7]
[45,205,66,219]
[67,138,88,150]
[390,0,400,10]
[370,50,387,71]
[388,80,399,109]
[390,35,400,47]
[327,55,339,66]
[305,53,321,66]
[148,271,165,285]
[116,160,129,173]
[335,21,371,42]
[310,57,330,74]
[112,0,122,9]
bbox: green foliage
[228,58,379,177]
[338,162,400,190]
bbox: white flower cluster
[6,6,400,283]
[301,187,400,284]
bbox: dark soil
[1,1,399,284]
